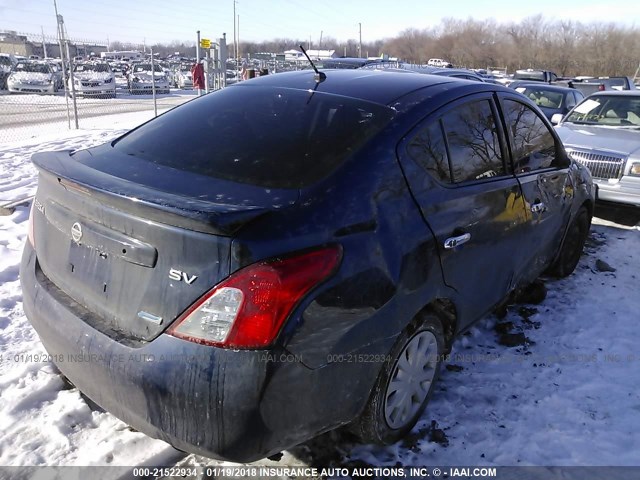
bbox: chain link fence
[0,30,232,145]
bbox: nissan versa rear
[21,70,594,462]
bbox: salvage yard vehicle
[578,76,637,91]
[360,62,487,82]
[512,83,584,120]
[0,53,16,90]
[427,58,452,67]
[512,68,558,84]
[127,63,170,94]
[173,64,193,89]
[69,62,116,98]
[7,61,62,94]
[554,91,640,206]
[21,69,594,462]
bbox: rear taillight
[27,200,36,247]
[598,84,605,91]
[168,245,342,348]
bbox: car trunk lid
[31,149,299,343]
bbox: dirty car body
[21,70,594,462]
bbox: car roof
[513,83,577,93]
[586,90,640,98]
[231,69,471,106]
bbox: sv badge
[169,268,198,285]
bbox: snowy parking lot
[1,117,639,476]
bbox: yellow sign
[200,38,211,49]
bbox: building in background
[0,30,107,59]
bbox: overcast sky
[1,0,639,46]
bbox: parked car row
[1,57,185,97]
[22,69,595,463]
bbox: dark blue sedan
[21,69,594,462]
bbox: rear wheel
[352,314,444,444]
[548,206,590,277]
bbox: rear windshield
[113,86,395,188]
[514,71,545,81]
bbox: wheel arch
[410,298,458,353]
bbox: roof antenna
[299,45,326,83]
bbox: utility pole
[150,47,157,116]
[319,30,323,50]
[64,39,79,129]
[358,22,362,58]
[53,0,72,128]
[233,0,238,66]
[237,14,240,64]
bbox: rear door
[398,93,531,328]
[497,94,574,280]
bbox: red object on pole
[191,63,205,89]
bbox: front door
[498,95,573,281]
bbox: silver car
[127,63,170,94]
[174,65,193,89]
[7,61,61,94]
[70,62,116,98]
[554,91,640,206]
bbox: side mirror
[551,113,564,125]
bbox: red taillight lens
[27,200,36,247]
[168,245,342,348]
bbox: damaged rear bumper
[20,242,377,462]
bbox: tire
[351,314,444,444]
[548,206,591,278]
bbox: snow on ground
[0,118,639,474]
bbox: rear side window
[113,86,395,188]
[407,121,451,183]
[441,99,506,183]
[502,99,560,174]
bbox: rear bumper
[20,242,378,461]
[595,176,640,206]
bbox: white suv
[427,58,452,68]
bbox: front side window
[441,99,505,183]
[502,99,561,173]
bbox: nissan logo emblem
[71,222,83,243]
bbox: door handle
[444,233,471,249]
[531,202,546,213]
